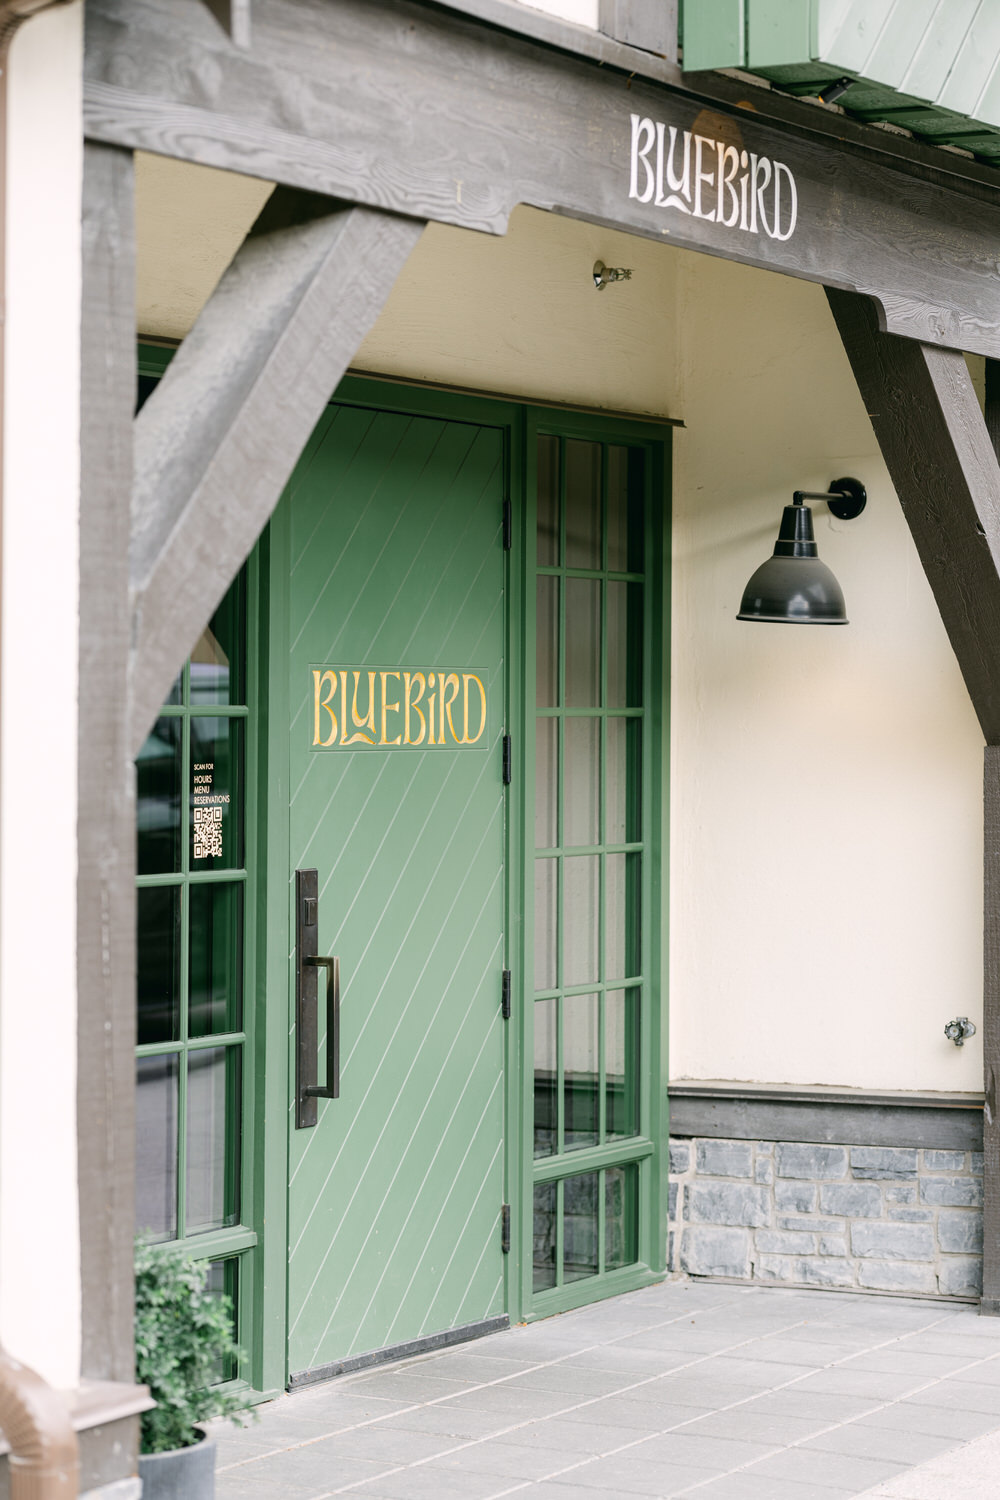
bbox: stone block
[850,1146,918,1180]
[668,1182,679,1222]
[923,1150,966,1172]
[858,1261,937,1294]
[776,1143,848,1180]
[938,1257,983,1296]
[889,1208,933,1223]
[851,1220,935,1261]
[778,1216,843,1233]
[775,1181,817,1212]
[797,1256,856,1288]
[818,1234,847,1257]
[885,1183,917,1204]
[920,1176,983,1208]
[669,1139,691,1174]
[696,1139,753,1178]
[819,1182,882,1218]
[687,1181,770,1228]
[755,1158,774,1185]
[668,1231,677,1272]
[758,1141,773,1155]
[754,1254,796,1283]
[680,1225,751,1278]
[971,1152,984,1176]
[756,1230,812,1255]
[938,1210,983,1254]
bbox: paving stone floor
[210,1280,1000,1499]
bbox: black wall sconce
[737,477,866,625]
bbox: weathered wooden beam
[129,189,423,753]
[204,0,249,47]
[84,0,1000,358]
[826,289,1000,745]
[78,140,137,1380]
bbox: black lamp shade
[737,501,848,625]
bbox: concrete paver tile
[342,1463,523,1498]
[561,1347,694,1377]
[216,1448,393,1493]
[736,1389,881,1422]
[535,1453,727,1495]
[673,1474,857,1499]
[854,1429,1000,1499]
[790,1368,926,1401]
[722,1338,860,1368]
[627,1429,778,1469]
[431,1439,581,1479]
[383,1405,521,1440]
[744,1446,907,1490]
[524,1484,669,1500]
[795,1422,960,1465]
[292,1425,462,1464]
[681,1355,817,1386]
[435,1386,584,1419]
[853,1403,1000,1441]
[501,1365,635,1397]
[343,1372,480,1401]
[492,1417,631,1454]
[905,1379,1000,1414]
[555,1393,714,1428]
[677,1408,831,1446]
[833,1349,975,1379]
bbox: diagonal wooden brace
[129,189,424,754]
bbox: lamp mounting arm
[792,476,866,521]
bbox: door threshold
[288,1315,510,1390]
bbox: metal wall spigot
[593,260,633,290]
[944,1017,976,1046]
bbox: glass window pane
[607,582,643,708]
[137,886,180,1046]
[565,440,601,570]
[206,1258,240,1383]
[563,717,599,848]
[137,716,181,875]
[606,990,640,1141]
[606,717,642,845]
[535,717,558,850]
[534,997,557,1159]
[536,575,559,708]
[187,1045,241,1235]
[537,435,560,567]
[563,1171,599,1283]
[190,579,246,708]
[189,882,243,1037]
[135,1053,178,1242]
[533,1181,557,1292]
[190,717,244,869]
[534,859,558,992]
[565,579,600,708]
[606,852,641,981]
[563,855,599,988]
[563,993,599,1152]
[605,1164,639,1271]
[164,672,182,707]
[607,446,645,574]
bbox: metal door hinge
[503,496,512,551]
[501,1203,511,1254]
[501,968,511,1020]
[502,734,512,784]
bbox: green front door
[275,397,508,1383]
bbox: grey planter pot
[138,1427,216,1500]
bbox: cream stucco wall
[136,166,984,1095]
[0,2,83,1388]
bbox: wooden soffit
[85,0,1000,358]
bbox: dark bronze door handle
[295,869,341,1128]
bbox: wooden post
[78,141,137,1378]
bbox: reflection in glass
[189,883,243,1037]
[190,579,245,707]
[563,856,599,987]
[137,886,181,1045]
[537,435,560,567]
[533,1181,557,1292]
[565,579,600,708]
[534,997,558,1158]
[563,1171,598,1282]
[535,717,558,850]
[187,1046,241,1235]
[135,1053,178,1241]
[606,990,639,1140]
[564,717,599,848]
[137,717,181,875]
[606,446,645,574]
[563,993,599,1151]
[606,853,640,981]
[534,859,558,992]
[606,717,641,845]
[565,441,602,570]
[607,582,643,708]
[206,1259,240,1382]
[190,717,244,869]
[536,575,559,708]
[605,1164,639,1271]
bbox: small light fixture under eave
[736,477,866,626]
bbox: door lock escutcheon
[296,868,341,1128]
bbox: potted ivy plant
[134,1240,251,1499]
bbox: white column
[0,0,83,1390]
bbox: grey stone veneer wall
[668,1138,983,1299]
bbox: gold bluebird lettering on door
[311,667,488,749]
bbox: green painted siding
[680,0,1000,160]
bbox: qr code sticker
[193,805,223,860]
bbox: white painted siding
[0,1,83,1389]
